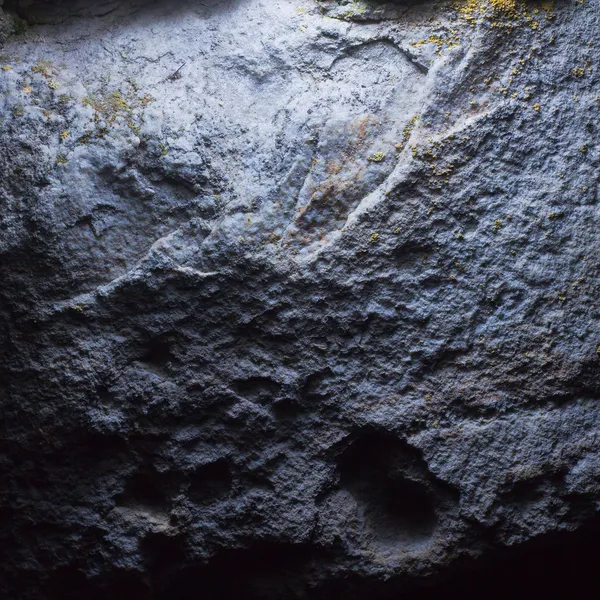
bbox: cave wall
[1,0,599,597]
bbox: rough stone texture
[1,0,599,598]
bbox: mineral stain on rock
[1,0,599,598]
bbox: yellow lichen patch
[411,34,461,55]
[81,88,154,136]
[368,152,386,163]
[455,0,541,29]
[395,114,419,152]
[31,59,56,79]
[490,0,518,10]
[60,130,69,140]
[1,64,11,71]
[540,0,555,19]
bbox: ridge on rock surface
[0,0,599,598]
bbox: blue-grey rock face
[1,0,599,597]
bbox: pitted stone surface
[1,0,599,598]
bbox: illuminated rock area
[1,0,599,597]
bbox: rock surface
[1,0,599,597]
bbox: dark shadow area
[401,515,600,600]
[310,515,600,600]
[3,0,240,24]
[4,500,600,600]
[116,468,175,510]
[188,458,233,503]
[141,531,187,570]
[152,541,328,600]
[139,337,175,373]
[43,566,151,600]
[338,431,439,545]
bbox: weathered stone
[1,0,599,597]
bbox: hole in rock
[338,431,437,544]
[141,532,187,570]
[55,432,129,469]
[188,459,232,502]
[116,469,173,511]
[139,338,174,371]
[271,397,304,419]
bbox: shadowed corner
[1,0,243,25]
[32,513,600,600]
